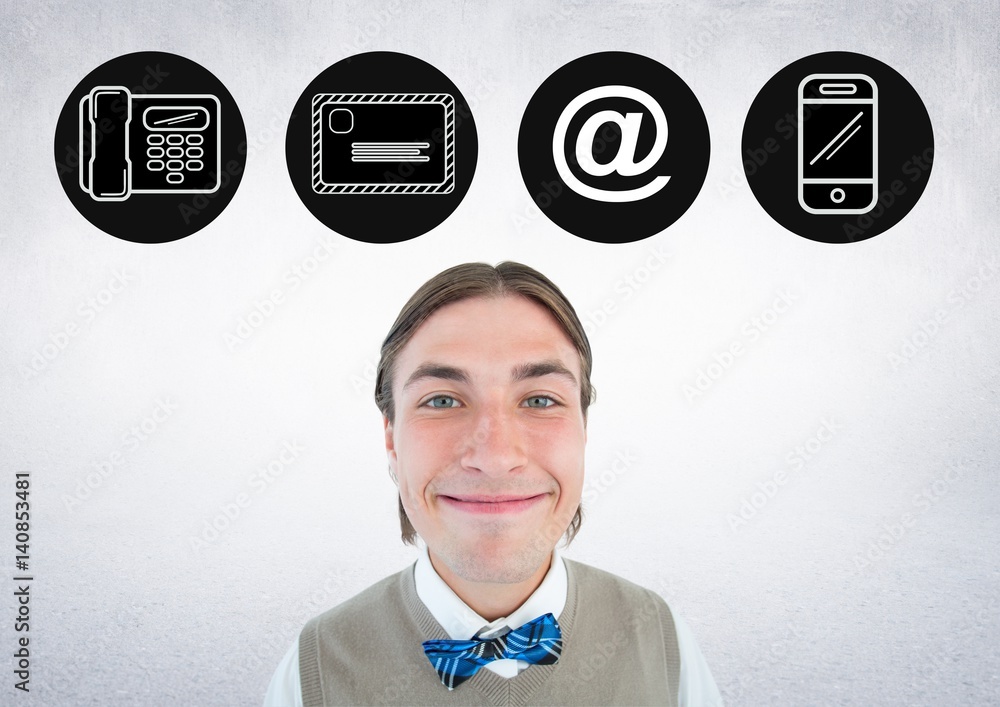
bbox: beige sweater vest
[298,558,681,706]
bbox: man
[265,262,722,706]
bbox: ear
[383,415,398,478]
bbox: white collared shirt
[264,547,722,706]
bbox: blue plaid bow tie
[422,612,563,690]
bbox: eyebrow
[402,359,579,392]
[510,360,579,388]
[402,364,470,392]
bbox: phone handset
[88,86,132,201]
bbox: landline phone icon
[78,86,221,201]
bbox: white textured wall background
[1,1,998,705]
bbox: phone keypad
[146,132,206,184]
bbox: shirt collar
[413,544,567,640]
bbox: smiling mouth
[438,493,548,514]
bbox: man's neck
[427,550,552,622]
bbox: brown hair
[375,261,595,546]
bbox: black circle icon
[285,52,478,244]
[54,51,247,244]
[518,51,710,244]
[742,51,934,244]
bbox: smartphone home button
[830,187,846,204]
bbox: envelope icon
[311,93,455,194]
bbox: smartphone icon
[797,74,877,214]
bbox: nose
[459,406,528,477]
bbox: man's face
[384,295,587,584]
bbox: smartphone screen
[798,75,877,214]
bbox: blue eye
[523,396,555,408]
[426,395,460,408]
